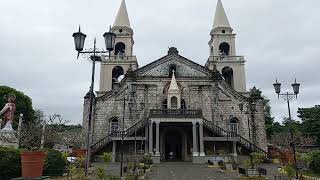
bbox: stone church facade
[83,0,268,163]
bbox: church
[82,0,268,163]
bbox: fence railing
[209,55,245,61]
[149,109,203,118]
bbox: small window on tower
[119,29,123,33]
[115,42,126,55]
[222,30,226,33]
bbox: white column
[144,126,148,153]
[233,141,237,156]
[155,121,160,156]
[149,122,153,154]
[112,140,116,162]
[192,121,199,156]
[199,121,205,156]
[18,114,23,137]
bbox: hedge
[0,147,21,180]
[43,148,66,176]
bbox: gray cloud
[0,0,319,124]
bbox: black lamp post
[72,26,116,176]
[242,102,256,169]
[114,82,137,178]
[273,78,301,179]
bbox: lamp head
[72,26,86,52]
[291,78,300,98]
[273,78,281,96]
[103,26,116,52]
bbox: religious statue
[0,94,16,131]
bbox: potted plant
[19,119,47,178]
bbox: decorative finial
[168,47,179,55]
[78,25,81,32]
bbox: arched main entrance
[165,130,182,160]
[160,127,187,161]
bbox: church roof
[134,49,214,78]
[113,0,131,28]
[213,0,231,29]
[168,71,179,92]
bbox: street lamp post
[72,26,116,176]
[273,78,301,179]
[242,102,256,169]
[113,82,137,178]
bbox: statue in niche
[0,93,16,131]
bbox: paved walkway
[92,162,282,180]
[145,162,241,180]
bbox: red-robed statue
[0,94,16,131]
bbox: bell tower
[206,0,246,92]
[99,0,138,94]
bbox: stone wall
[82,55,267,151]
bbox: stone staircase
[203,118,268,156]
[91,118,148,155]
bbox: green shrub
[101,152,112,164]
[43,149,66,176]
[139,153,153,165]
[310,151,320,172]
[283,165,296,178]
[0,147,21,180]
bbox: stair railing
[203,118,268,155]
[91,118,149,155]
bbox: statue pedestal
[0,130,18,149]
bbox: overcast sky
[1,0,319,124]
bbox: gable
[135,54,212,78]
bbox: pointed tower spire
[113,0,131,28]
[169,71,179,92]
[213,0,231,29]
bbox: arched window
[210,46,214,55]
[229,117,239,137]
[162,99,168,109]
[115,42,126,55]
[112,66,124,88]
[222,66,234,88]
[171,96,178,109]
[169,64,177,77]
[181,99,186,109]
[219,42,230,56]
[110,118,119,134]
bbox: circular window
[222,30,226,33]
[119,29,123,33]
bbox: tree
[282,117,302,134]
[43,113,70,148]
[262,96,283,139]
[0,86,34,128]
[270,132,315,150]
[298,106,320,144]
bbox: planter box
[239,168,267,177]
[73,149,86,157]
